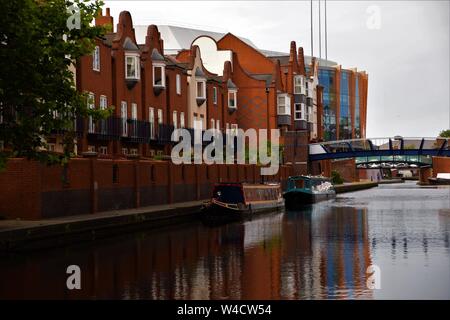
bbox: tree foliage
[0,0,110,169]
[438,129,450,138]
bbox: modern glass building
[308,64,368,141]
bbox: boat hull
[284,190,335,209]
[428,178,450,185]
[202,200,285,223]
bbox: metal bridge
[308,137,450,167]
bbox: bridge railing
[309,137,449,163]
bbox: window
[157,109,163,124]
[130,148,138,156]
[228,90,237,109]
[180,112,185,128]
[121,101,127,136]
[231,124,238,136]
[294,103,305,120]
[308,106,313,122]
[196,81,206,99]
[176,74,181,95]
[226,123,230,135]
[173,111,178,141]
[173,111,177,128]
[277,95,291,115]
[93,46,100,71]
[99,96,107,110]
[216,119,220,131]
[87,145,95,152]
[294,75,303,94]
[131,103,137,120]
[213,87,217,104]
[99,96,107,134]
[153,63,165,87]
[48,143,56,152]
[99,146,107,155]
[125,54,140,80]
[193,116,203,143]
[149,107,155,139]
[211,118,215,129]
[88,93,95,133]
[122,148,128,155]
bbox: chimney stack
[95,8,114,29]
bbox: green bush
[331,170,344,185]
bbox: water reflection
[0,182,449,299]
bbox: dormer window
[196,80,206,99]
[125,53,140,80]
[277,94,291,115]
[228,90,237,109]
[93,46,100,71]
[153,63,165,87]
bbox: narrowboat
[283,175,335,209]
[203,182,284,221]
[428,173,450,185]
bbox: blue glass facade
[339,71,352,140]
[318,68,337,141]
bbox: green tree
[331,170,344,185]
[0,0,110,170]
[438,129,450,138]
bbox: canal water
[0,182,449,299]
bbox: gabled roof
[123,37,139,51]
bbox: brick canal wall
[0,158,293,220]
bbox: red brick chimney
[96,8,113,29]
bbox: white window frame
[196,80,206,99]
[131,103,137,120]
[149,107,155,139]
[125,53,140,80]
[277,94,291,116]
[180,112,185,128]
[99,95,107,110]
[88,93,95,133]
[121,101,128,136]
[157,109,163,125]
[176,74,181,95]
[122,147,128,155]
[294,75,303,94]
[230,124,238,136]
[213,87,217,104]
[294,103,307,121]
[93,46,100,71]
[130,148,138,156]
[228,90,237,109]
[99,146,107,155]
[153,63,165,87]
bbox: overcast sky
[104,0,449,138]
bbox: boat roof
[288,175,331,181]
[214,182,280,188]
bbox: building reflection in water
[0,206,373,300]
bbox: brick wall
[0,158,293,220]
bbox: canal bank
[0,180,388,252]
[0,200,204,252]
